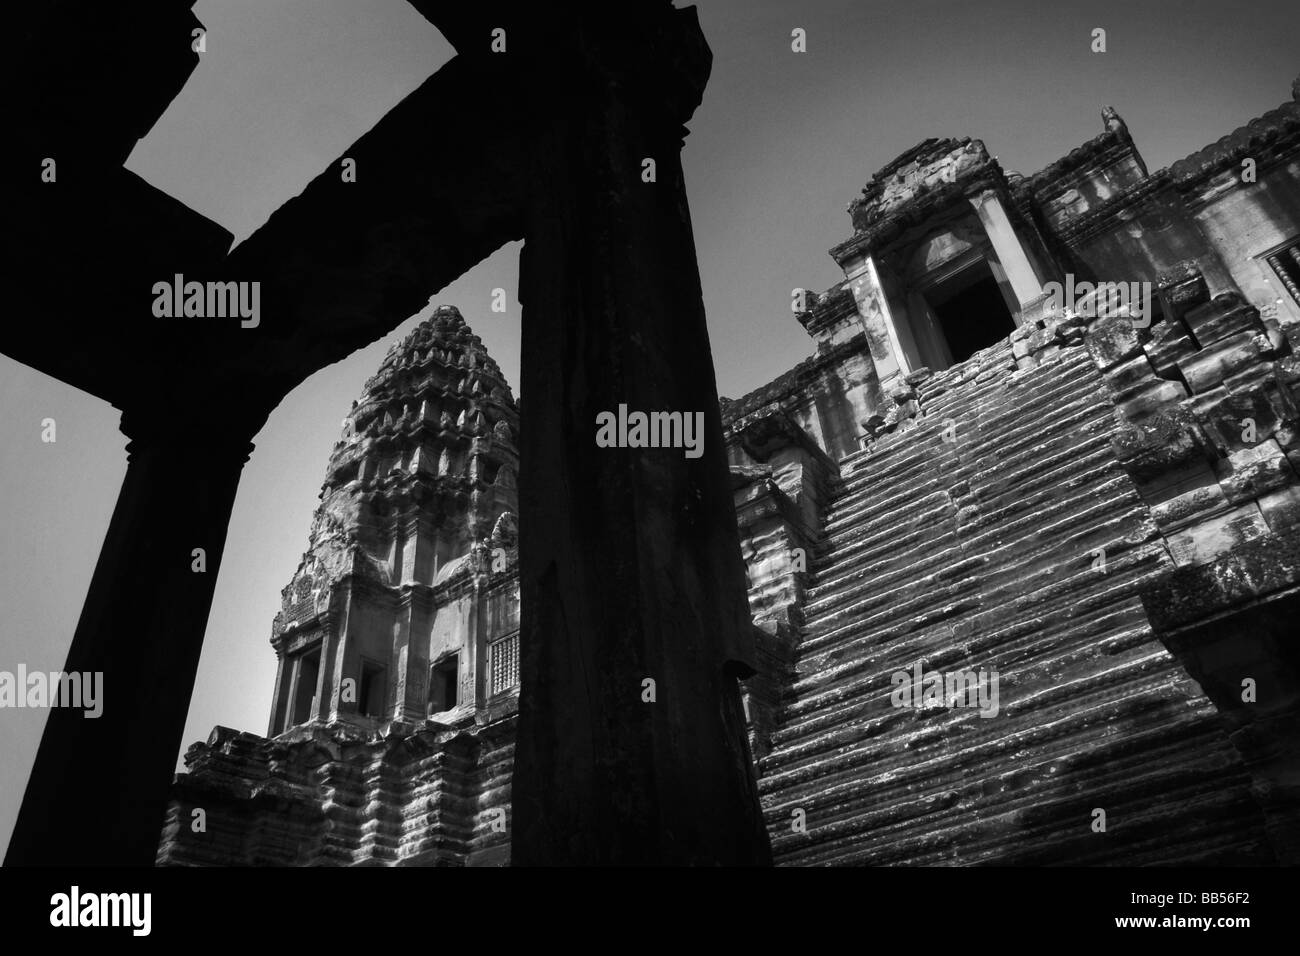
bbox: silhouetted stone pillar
[511,5,771,865]
[5,414,252,866]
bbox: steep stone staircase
[758,341,1274,865]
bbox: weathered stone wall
[159,713,517,866]
[1057,182,1231,297]
[1192,161,1300,328]
[722,333,881,463]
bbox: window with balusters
[1262,236,1300,305]
[489,630,520,697]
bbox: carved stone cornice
[721,335,868,429]
[1021,124,1141,204]
[1048,171,1174,247]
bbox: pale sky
[2,0,1296,856]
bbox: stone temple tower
[160,306,524,865]
[267,304,521,736]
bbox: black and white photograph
[2,0,1297,938]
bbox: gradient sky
[2,0,1296,855]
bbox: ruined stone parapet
[1019,107,1148,233]
[795,286,860,352]
[727,406,838,627]
[721,333,880,462]
[158,716,517,866]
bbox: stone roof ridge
[1022,108,1136,196]
[1167,99,1300,186]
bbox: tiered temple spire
[268,305,520,735]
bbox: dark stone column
[511,5,771,865]
[5,415,252,866]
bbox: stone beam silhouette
[5,0,770,866]
[7,7,525,868]
[8,54,527,418]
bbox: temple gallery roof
[1168,100,1300,186]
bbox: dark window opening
[429,655,459,713]
[290,646,321,728]
[358,660,386,717]
[925,260,1017,365]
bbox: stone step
[829,440,954,522]
[795,567,982,665]
[811,515,961,602]
[959,386,1113,468]
[785,592,1151,746]
[806,539,967,616]
[827,452,950,526]
[831,348,1095,469]
[763,652,1202,810]
[965,541,1168,651]
[831,370,1094,484]
[753,341,1264,867]
[823,481,953,545]
[824,381,1114,534]
[765,723,1254,866]
[973,502,1153,596]
[768,601,1150,752]
[967,427,1117,504]
[802,563,985,669]
[815,426,1123,603]
[768,615,1159,779]
[958,476,1142,559]
[802,488,1146,668]
[795,541,1154,723]
[764,642,1185,801]
[926,352,1097,432]
[785,542,1167,720]
[809,486,1138,640]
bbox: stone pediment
[433,551,474,586]
[833,139,1003,265]
[851,138,993,230]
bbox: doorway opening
[924,259,1017,364]
[358,659,387,717]
[290,645,321,728]
[429,654,459,714]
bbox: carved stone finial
[1101,106,1128,137]
[490,511,519,550]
